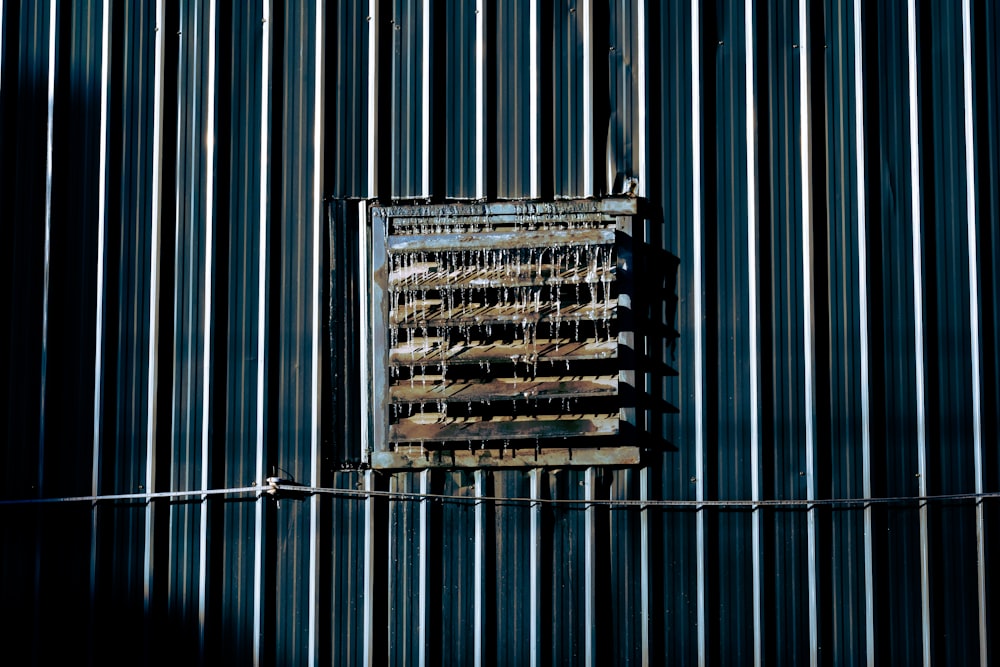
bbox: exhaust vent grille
[368,200,639,468]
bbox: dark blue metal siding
[704,2,755,664]
[391,0,430,199]
[918,3,980,663]
[759,3,810,665]
[443,2,477,199]
[980,0,1000,652]
[218,1,267,663]
[870,2,924,664]
[274,0,323,664]
[819,1,868,664]
[646,2,699,665]
[329,0,369,199]
[551,0,586,197]
[495,0,533,199]
[3,2,1000,666]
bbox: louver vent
[367,200,639,468]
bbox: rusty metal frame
[366,198,640,469]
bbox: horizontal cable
[0,485,262,506]
[2,481,999,510]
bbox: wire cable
[2,481,999,510]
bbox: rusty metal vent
[367,199,639,468]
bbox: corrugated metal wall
[2,1,999,665]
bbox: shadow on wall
[0,501,256,667]
[624,206,681,453]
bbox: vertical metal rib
[530,468,541,667]
[367,0,378,197]
[145,0,167,616]
[637,5,650,654]
[582,0,593,196]
[253,3,272,664]
[307,2,325,663]
[744,1,763,665]
[418,470,430,667]
[362,469,376,667]
[475,0,485,199]
[474,470,485,667]
[960,1,987,663]
[905,2,931,664]
[637,0,647,200]
[199,0,219,652]
[692,1,707,664]
[852,1,875,664]
[359,201,372,462]
[798,3,819,666]
[421,0,430,197]
[0,0,5,86]
[91,0,113,631]
[584,467,596,667]
[39,0,58,492]
[639,467,650,667]
[529,0,539,198]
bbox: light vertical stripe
[529,0,540,198]
[639,468,650,667]
[253,3,272,664]
[367,0,378,197]
[307,2,325,664]
[0,0,5,91]
[637,0,647,199]
[745,1,764,665]
[362,470,377,667]
[359,202,372,462]
[475,0,485,199]
[474,470,485,667]
[145,0,167,617]
[91,0,112,631]
[530,469,542,667]
[582,0,593,196]
[421,0,430,197]
[692,1,707,664]
[418,470,430,667]
[584,467,597,667]
[39,0,58,493]
[852,1,875,664]
[961,2,987,664]
[905,2,931,665]
[798,3,819,666]
[199,0,218,653]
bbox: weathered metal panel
[329,0,370,199]
[3,2,1000,666]
[977,0,1000,655]
[917,2,981,662]
[495,0,536,199]
[390,0,431,199]
[702,1,756,663]
[35,1,104,663]
[643,2,699,665]
[819,0,870,664]
[273,1,324,665]
[869,2,925,664]
[216,0,269,663]
[758,2,811,664]
[166,0,216,653]
[551,0,588,197]
[443,2,478,199]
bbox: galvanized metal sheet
[1,1,999,665]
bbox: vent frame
[364,199,640,469]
